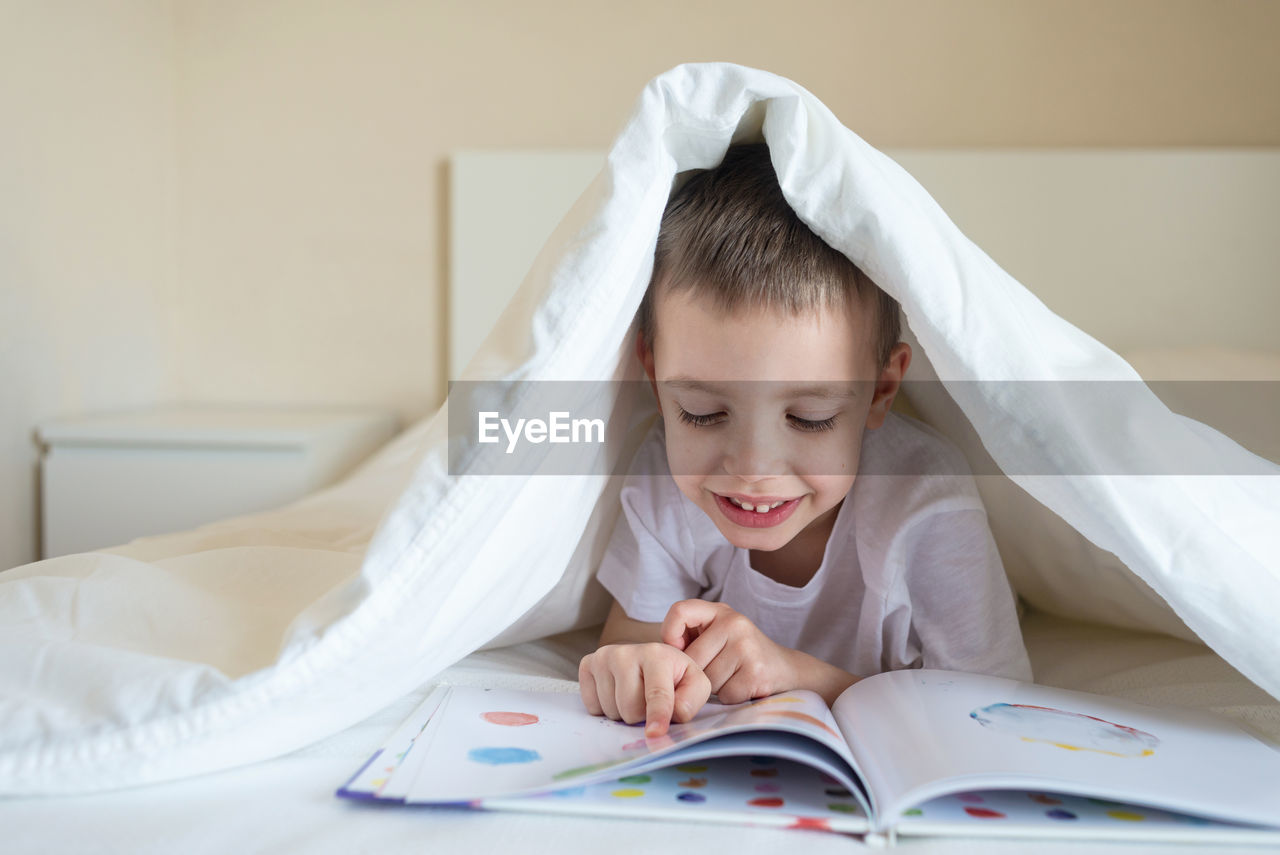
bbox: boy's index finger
[640,655,676,737]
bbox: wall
[2,0,1278,570]
[1,1,176,570]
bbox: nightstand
[35,406,400,559]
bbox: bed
[3,116,1279,850]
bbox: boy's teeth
[728,497,787,512]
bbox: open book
[337,669,1280,844]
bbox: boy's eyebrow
[663,378,859,400]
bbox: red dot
[748,797,785,808]
[964,807,1006,819]
[789,817,831,830]
[481,711,539,726]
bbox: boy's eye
[675,407,838,432]
[676,406,724,428]
[790,414,838,432]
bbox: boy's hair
[637,142,902,370]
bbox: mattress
[5,609,1276,855]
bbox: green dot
[827,803,860,814]
[618,774,651,785]
[902,808,923,817]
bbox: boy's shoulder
[851,411,986,525]
[860,410,977,479]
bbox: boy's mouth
[712,493,802,528]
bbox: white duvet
[2,62,1277,795]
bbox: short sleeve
[594,446,705,623]
[887,508,1033,681]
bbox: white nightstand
[35,406,400,559]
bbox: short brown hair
[637,142,901,369]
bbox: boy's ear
[635,332,662,414]
[865,342,911,430]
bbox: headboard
[448,148,1280,379]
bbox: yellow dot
[611,788,645,798]
[1106,810,1146,822]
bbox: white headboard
[449,149,1280,379]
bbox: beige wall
[3,0,1279,570]
[1,1,176,571]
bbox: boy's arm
[785,649,862,708]
[597,598,664,647]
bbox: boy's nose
[722,428,787,479]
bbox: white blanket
[2,61,1276,795]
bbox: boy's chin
[715,522,792,552]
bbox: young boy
[579,143,1031,738]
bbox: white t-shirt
[595,411,1032,681]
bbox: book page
[402,685,871,804]
[831,669,1280,830]
[480,754,870,835]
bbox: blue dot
[1047,809,1077,820]
[468,746,541,765]
[677,792,707,802]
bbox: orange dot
[481,711,539,726]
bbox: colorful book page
[833,669,1280,829]
[478,755,869,835]
[894,790,1280,845]
[402,685,866,805]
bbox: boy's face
[638,286,910,555]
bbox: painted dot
[467,746,540,765]
[679,777,707,788]
[748,797,785,808]
[550,786,586,798]
[611,788,645,798]
[618,774,651,784]
[1046,809,1078,820]
[676,764,708,773]
[481,711,539,726]
[824,787,852,798]
[789,817,831,831]
[956,793,985,804]
[1106,810,1146,822]
[828,803,861,814]
[552,760,614,780]
[749,768,779,777]
[901,808,923,817]
[964,807,1006,819]
[754,783,781,793]
[677,792,706,803]
[1029,793,1063,805]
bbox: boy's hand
[661,600,800,705]
[579,642,712,738]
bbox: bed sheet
[3,611,1276,855]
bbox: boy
[579,143,1030,738]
